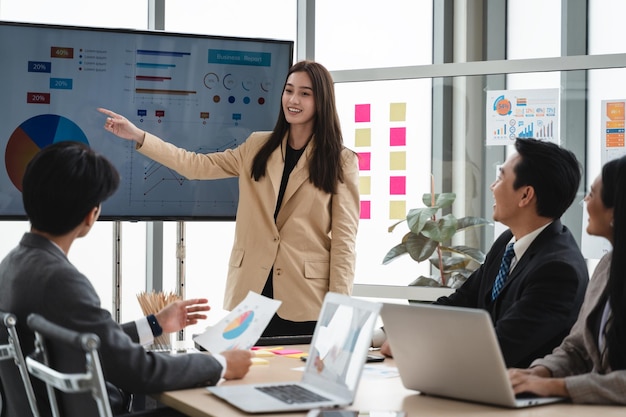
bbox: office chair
[0,311,40,417]
[25,314,187,417]
[25,313,113,417]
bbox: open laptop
[380,302,566,408]
[206,292,382,413]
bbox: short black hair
[22,141,120,235]
[513,138,581,219]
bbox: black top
[273,143,306,220]
[263,143,316,337]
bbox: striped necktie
[491,242,515,301]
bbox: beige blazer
[531,252,626,404]
[138,131,360,321]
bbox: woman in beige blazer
[508,155,626,404]
[99,61,359,336]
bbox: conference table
[155,346,624,417]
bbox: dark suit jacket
[0,233,223,416]
[435,220,588,368]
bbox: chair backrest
[25,313,113,417]
[0,311,40,417]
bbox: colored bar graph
[135,75,172,81]
[136,63,176,69]
[536,121,552,139]
[135,88,197,95]
[518,123,534,138]
[493,123,507,137]
[137,49,191,57]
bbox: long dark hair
[600,155,626,370]
[251,60,345,194]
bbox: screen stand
[113,221,122,323]
[176,220,186,341]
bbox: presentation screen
[0,21,293,220]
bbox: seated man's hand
[222,350,253,380]
[380,340,393,358]
[155,298,211,333]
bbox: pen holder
[137,290,181,351]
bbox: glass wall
[2,0,626,333]
[315,0,433,70]
[0,0,150,322]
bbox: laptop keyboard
[256,384,330,404]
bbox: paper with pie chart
[193,291,281,353]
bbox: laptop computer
[206,292,382,413]
[380,302,566,408]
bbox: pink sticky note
[390,176,406,195]
[390,127,406,146]
[271,349,303,355]
[355,104,371,123]
[360,201,371,219]
[358,152,371,171]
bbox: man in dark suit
[380,138,589,368]
[0,141,252,416]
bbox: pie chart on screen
[223,310,255,340]
[5,114,89,192]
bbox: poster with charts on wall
[486,88,560,146]
[193,291,281,353]
[581,99,626,259]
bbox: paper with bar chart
[486,88,560,146]
[193,291,281,353]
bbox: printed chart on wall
[193,291,281,353]
[582,99,626,259]
[486,88,560,146]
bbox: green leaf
[429,255,470,271]
[422,192,456,209]
[382,243,408,265]
[456,216,492,230]
[440,245,486,263]
[406,207,438,235]
[387,218,406,233]
[405,233,439,262]
[421,214,457,242]
[409,275,443,287]
[447,273,469,289]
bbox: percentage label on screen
[28,61,51,73]
[50,47,74,59]
[50,78,73,90]
[26,92,51,104]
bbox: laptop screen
[302,294,379,397]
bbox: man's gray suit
[0,233,223,416]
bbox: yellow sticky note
[390,102,407,121]
[390,152,406,170]
[359,176,371,195]
[285,352,308,359]
[253,350,276,357]
[355,128,371,147]
[251,357,270,365]
[389,201,407,220]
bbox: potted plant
[383,183,492,289]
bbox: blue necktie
[491,242,515,301]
